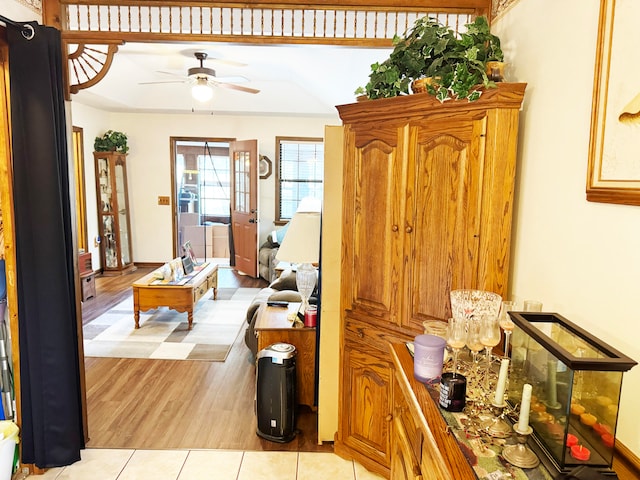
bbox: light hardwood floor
[81,265,332,453]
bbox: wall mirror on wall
[259,155,272,179]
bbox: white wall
[495,0,640,456]
[0,1,40,22]
[70,105,339,265]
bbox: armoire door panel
[340,345,394,468]
[345,135,405,323]
[403,119,485,328]
[474,108,521,297]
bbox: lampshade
[296,196,321,213]
[191,77,213,102]
[275,211,320,264]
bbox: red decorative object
[304,305,317,327]
[570,445,591,461]
[566,433,578,447]
[601,433,615,448]
[593,423,612,436]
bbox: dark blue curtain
[7,21,84,468]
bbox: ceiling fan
[139,51,260,101]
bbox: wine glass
[466,320,484,367]
[465,320,484,397]
[499,301,516,358]
[480,315,501,390]
[446,318,467,377]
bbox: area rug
[83,287,260,361]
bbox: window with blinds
[276,136,324,223]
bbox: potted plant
[419,16,503,102]
[361,17,456,99]
[362,60,410,99]
[361,16,504,103]
[353,86,369,102]
[94,130,129,153]
[457,16,505,82]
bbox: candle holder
[502,425,539,469]
[480,401,511,438]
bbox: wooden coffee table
[131,262,218,330]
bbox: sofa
[244,270,301,359]
[258,240,280,283]
[258,223,290,282]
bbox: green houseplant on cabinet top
[94,130,129,153]
[360,16,504,102]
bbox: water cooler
[255,342,297,443]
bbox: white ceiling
[71,42,393,117]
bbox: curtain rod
[0,15,35,40]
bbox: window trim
[274,135,324,225]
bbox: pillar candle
[580,413,597,427]
[494,358,510,405]
[601,433,615,448]
[566,433,578,447]
[517,383,533,433]
[547,359,558,406]
[570,445,591,461]
[570,403,586,415]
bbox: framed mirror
[259,155,272,179]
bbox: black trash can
[256,342,297,443]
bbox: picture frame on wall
[587,0,640,206]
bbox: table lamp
[275,211,321,317]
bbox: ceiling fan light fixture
[191,77,213,102]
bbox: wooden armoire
[334,83,527,478]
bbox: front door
[230,139,259,277]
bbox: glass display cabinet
[93,151,135,275]
[507,312,637,478]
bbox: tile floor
[26,449,385,480]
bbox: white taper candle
[494,358,510,405]
[517,383,533,433]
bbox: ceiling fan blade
[211,81,260,94]
[155,70,187,79]
[214,75,250,84]
[138,80,187,85]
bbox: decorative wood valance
[41,0,492,98]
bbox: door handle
[249,218,256,223]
